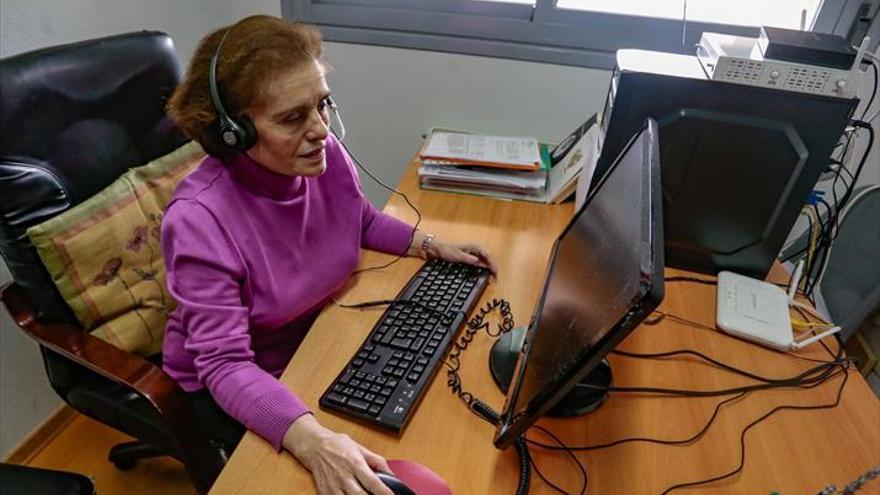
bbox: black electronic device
[320,259,489,432]
[209,28,258,152]
[758,26,857,70]
[493,119,665,449]
[375,472,416,495]
[595,49,857,278]
[657,108,809,275]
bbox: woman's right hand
[284,414,394,495]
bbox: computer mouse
[376,471,416,495]
[387,459,453,495]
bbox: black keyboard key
[325,393,348,406]
[368,405,382,416]
[347,398,370,413]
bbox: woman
[163,15,497,495]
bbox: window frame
[284,0,862,70]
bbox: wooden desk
[211,162,880,494]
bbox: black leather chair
[0,463,96,495]
[0,32,225,494]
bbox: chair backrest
[817,185,880,340]
[0,31,188,323]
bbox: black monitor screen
[494,119,665,448]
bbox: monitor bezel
[493,119,665,449]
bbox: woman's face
[245,59,332,177]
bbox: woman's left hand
[429,240,498,278]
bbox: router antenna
[681,0,689,50]
[791,326,841,349]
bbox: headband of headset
[208,28,257,152]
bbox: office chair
[815,185,880,341]
[0,32,225,494]
[0,463,96,495]
[780,185,880,341]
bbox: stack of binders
[417,129,551,202]
[417,118,599,204]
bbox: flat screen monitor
[493,119,665,449]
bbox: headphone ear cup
[236,114,257,151]
[217,115,257,153]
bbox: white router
[715,270,839,351]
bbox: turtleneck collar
[225,152,304,201]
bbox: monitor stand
[489,326,612,417]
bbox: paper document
[574,124,603,210]
[419,164,546,191]
[421,132,541,168]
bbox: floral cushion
[27,142,205,356]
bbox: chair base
[109,441,164,470]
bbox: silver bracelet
[420,233,435,259]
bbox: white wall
[0,0,279,67]
[323,42,610,205]
[0,0,609,458]
[0,263,57,458]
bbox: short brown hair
[167,15,323,156]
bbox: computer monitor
[492,119,665,449]
[594,49,857,278]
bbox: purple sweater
[161,135,413,450]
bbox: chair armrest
[3,282,225,492]
[1,282,186,422]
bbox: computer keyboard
[320,259,490,432]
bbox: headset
[208,28,257,152]
[209,27,346,152]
